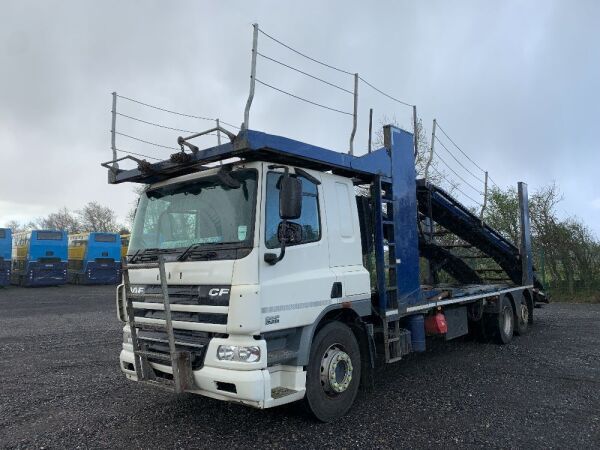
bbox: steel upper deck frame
[108,129,393,185]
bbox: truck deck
[105,127,546,315]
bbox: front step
[382,317,412,363]
[271,387,299,399]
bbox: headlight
[217,345,260,363]
[123,330,132,345]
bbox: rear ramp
[416,180,546,295]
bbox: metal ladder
[373,178,411,363]
[122,256,193,393]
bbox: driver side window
[265,171,321,249]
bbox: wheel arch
[296,299,376,388]
[483,291,517,315]
[296,302,372,369]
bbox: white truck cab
[117,160,370,415]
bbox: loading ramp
[416,180,546,297]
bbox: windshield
[129,169,257,254]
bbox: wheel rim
[502,307,513,336]
[521,303,529,325]
[320,344,353,395]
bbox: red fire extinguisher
[425,311,448,335]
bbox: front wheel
[304,322,361,422]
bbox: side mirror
[279,176,302,220]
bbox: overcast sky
[1,0,599,234]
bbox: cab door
[258,166,335,332]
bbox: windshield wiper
[178,244,218,262]
[128,248,160,264]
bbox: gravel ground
[0,285,599,449]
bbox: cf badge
[209,288,230,297]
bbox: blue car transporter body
[12,230,68,287]
[68,232,122,285]
[0,228,11,286]
[105,126,547,420]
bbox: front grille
[139,310,227,325]
[134,285,230,306]
[131,284,230,332]
[138,330,209,370]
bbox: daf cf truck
[105,125,546,422]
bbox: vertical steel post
[242,23,259,131]
[157,256,183,391]
[349,73,359,155]
[518,182,534,286]
[216,118,222,146]
[216,118,222,165]
[424,119,437,285]
[412,105,419,157]
[480,171,489,221]
[109,92,119,183]
[111,92,118,168]
[424,118,436,182]
[368,108,373,153]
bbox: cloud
[1,0,599,234]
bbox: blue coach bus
[68,232,122,284]
[12,230,68,287]
[0,228,11,286]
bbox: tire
[467,301,486,341]
[514,297,530,336]
[468,318,486,342]
[526,294,534,325]
[485,296,515,345]
[304,321,361,422]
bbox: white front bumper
[120,348,306,408]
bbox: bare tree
[77,202,119,232]
[4,220,22,232]
[37,207,81,232]
[372,116,449,185]
[4,220,36,233]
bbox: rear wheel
[304,322,361,422]
[515,298,530,336]
[485,296,514,345]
